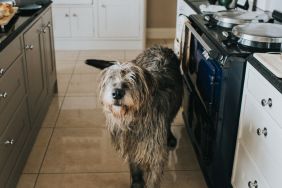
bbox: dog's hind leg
[130,162,144,188]
[167,126,177,150]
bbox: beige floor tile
[146,39,166,48]
[41,122,55,128]
[66,74,99,97]
[35,173,130,188]
[56,62,76,74]
[23,128,53,173]
[57,74,72,96]
[161,171,207,188]
[43,97,64,124]
[172,109,184,126]
[62,97,99,110]
[164,39,175,49]
[41,128,128,173]
[124,50,143,61]
[166,126,200,171]
[73,61,103,74]
[56,108,106,128]
[55,50,79,61]
[78,50,125,61]
[16,174,38,188]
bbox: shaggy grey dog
[99,46,183,188]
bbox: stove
[180,11,282,188]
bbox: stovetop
[189,14,279,58]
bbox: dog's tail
[85,59,115,69]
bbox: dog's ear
[85,59,115,70]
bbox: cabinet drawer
[232,143,269,188]
[246,63,282,127]
[239,93,282,187]
[0,37,22,77]
[0,101,29,187]
[0,57,26,135]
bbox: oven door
[182,20,222,164]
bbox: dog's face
[99,62,151,118]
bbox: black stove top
[189,14,279,58]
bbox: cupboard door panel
[70,7,94,37]
[52,7,71,38]
[98,0,140,38]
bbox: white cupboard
[52,0,146,50]
[232,62,282,188]
[97,0,140,38]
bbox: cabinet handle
[248,180,258,188]
[47,23,51,28]
[29,45,34,50]
[25,44,30,50]
[0,92,8,99]
[0,68,4,77]
[65,14,69,17]
[73,13,77,17]
[4,139,15,145]
[261,98,272,107]
[101,4,106,8]
[257,127,268,137]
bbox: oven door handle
[185,22,219,60]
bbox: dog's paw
[167,136,177,150]
[131,181,145,188]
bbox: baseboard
[146,28,176,39]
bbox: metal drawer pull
[29,45,34,50]
[0,68,4,76]
[4,139,15,145]
[65,14,69,17]
[261,98,272,107]
[47,23,51,28]
[0,92,8,99]
[73,13,77,17]
[257,127,268,137]
[248,180,258,188]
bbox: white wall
[256,0,282,11]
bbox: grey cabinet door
[42,8,57,94]
[24,18,48,124]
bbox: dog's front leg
[129,162,144,188]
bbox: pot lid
[214,10,270,27]
[232,23,282,43]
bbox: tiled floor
[16,40,207,188]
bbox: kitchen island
[0,2,57,187]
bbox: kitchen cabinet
[52,6,93,38]
[42,9,57,94]
[52,0,146,50]
[232,62,282,188]
[24,17,48,124]
[98,0,140,38]
[0,5,57,187]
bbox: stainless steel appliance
[180,12,282,188]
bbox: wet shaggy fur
[99,46,183,188]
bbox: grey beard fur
[99,46,183,188]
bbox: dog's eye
[122,83,129,89]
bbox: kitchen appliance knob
[248,180,258,188]
[0,92,7,99]
[204,15,210,21]
[222,31,229,38]
[261,99,267,106]
[0,68,4,76]
[4,139,15,145]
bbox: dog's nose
[112,88,125,100]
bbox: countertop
[247,55,282,94]
[184,0,210,14]
[0,2,52,52]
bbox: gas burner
[232,23,282,51]
[213,10,270,28]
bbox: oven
[180,17,247,188]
